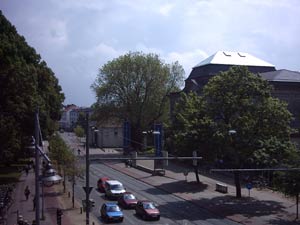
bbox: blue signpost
[123,121,131,155]
[246,183,253,197]
[154,124,162,157]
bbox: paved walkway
[6,153,101,225]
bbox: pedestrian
[24,186,30,200]
[25,166,29,176]
[33,195,36,210]
[78,149,81,155]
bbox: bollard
[68,191,71,198]
[80,207,82,214]
[92,222,95,225]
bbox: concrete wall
[92,127,123,148]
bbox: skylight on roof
[223,51,231,57]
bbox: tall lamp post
[229,129,241,198]
[34,110,40,225]
[85,113,90,225]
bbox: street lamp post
[33,110,62,224]
[34,111,40,225]
[229,129,241,198]
[85,113,90,225]
[142,131,147,150]
[91,127,99,147]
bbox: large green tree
[92,52,184,150]
[172,66,296,197]
[0,11,64,163]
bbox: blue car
[100,202,124,223]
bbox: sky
[1,0,300,107]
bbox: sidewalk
[6,162,101,225]
[102,152,300,225]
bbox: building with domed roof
[170,51,300,130]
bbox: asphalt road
[60,132,240,225]
[71,162,239,225]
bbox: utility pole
[34,110,40,225]
[85,113,90,225]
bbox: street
[73,163,239,225]
[61,132,239,224]
[59,132,299,225]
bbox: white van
[104,180,126,199]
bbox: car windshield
[143,202,155,209]
[107,205,120,212]
[111,184,123,190]
[124,194,136,200]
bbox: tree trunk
[194,166,200,183]
[63,172,66,193]
[131,126,143,151]
[234,171,241,198]
[72,177,75,208]
[296,193,299,219]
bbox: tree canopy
[92,52,184,149]
[172,66,295,167]
[0,11,65,163]
[171,66,297,197]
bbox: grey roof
[194,51,275,68]
[260,69,300,82]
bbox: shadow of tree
[166,161,236,185]
[197,196,286,218]
[145,180,208,195]
[43,192,62,197]
[268,218,300,225]
[153,195,295,224]
[45,206,58,212]
[90,153,124,163]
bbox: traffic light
[89,199,95,208]
[56,208,63,225]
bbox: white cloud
[47,19,68,46]
[165,49,209,75]
[50,0,106,11]
[2,0,299,106]
[71,43,123,60]
[135,43,163,55]
[158,3,174,16]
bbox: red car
[97,177,109,192]
[118,192,138,209]
[135,200,160,221]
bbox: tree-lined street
[58,132,299,225]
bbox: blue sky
[1,0,300,106]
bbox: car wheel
[142,214,147,220]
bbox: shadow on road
[145,180,208,195]
[156,195,292,224]
[43,192,62,197]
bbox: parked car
[118,192,138,209]
[135,200,160,221]
[100,202,124,223]
[97,177,109,192]
[105,180,126,199]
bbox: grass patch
[142,147,155,154]
[0,158,30,184]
